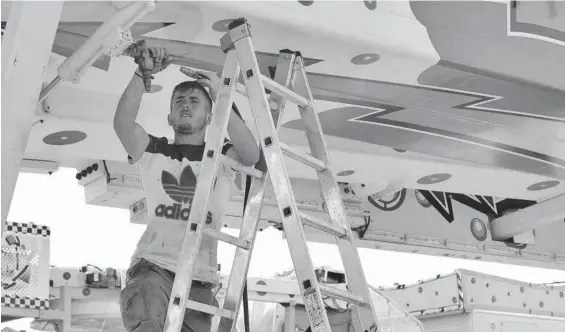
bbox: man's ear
[206,111,212,125]
[167,113,173,126]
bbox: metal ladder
[163,18,380,332]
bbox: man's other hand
[194,71,221,102]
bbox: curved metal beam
[490,193,565,241]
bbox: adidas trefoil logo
[155,165,196,221]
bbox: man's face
[168,88,211,135]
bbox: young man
[114,47,260,332]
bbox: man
[114,46,260,332]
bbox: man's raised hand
[145,47,173,75]
[194,71,221,102]
[126,40,173,76]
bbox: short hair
[170,81,213,112]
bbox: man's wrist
[133,69,143,80]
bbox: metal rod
[219,154,264,179]
[261,75,309,107]
[490,193,565,241]
[203,228,250,250]
[280,142,327,171]
[185,299,234,319]
[299,212,347,238]
[38,75,62,104]
[318,283,367,306]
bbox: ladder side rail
[216,50,298,332]
[228,22,333,332]
[163,50,241,332]
[292,56,379,331]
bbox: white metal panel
[472,310,565,332]
[459,270,565,318]
[378,273,463,317]
[420,314,470,332]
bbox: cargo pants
[119,258,218,332]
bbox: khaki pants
[119,258,217,332]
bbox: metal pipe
[38,75,62,104]
[490,193,565,241]
[284,300,296,332]
[1,1,63,229]
[318,283,367,306]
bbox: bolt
[492,296,497,303]
[540,301,544,308]
[471,277,476,284]
[418,287,423,293]
[491,323,496,329]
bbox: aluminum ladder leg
[221,18,380,332]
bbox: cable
[242,172,252,332]
[85,264,104,272]
[102,160,117,183]
[351,214,372,238]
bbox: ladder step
[203,228,250,250]
[279,142,327,171]
[318,284,367,306]
[261,75,309,107]
[298,212,347,238]
[220,154,264,179]
[185,299,235,319]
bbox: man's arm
[194,71,260,167]
[113,69,150,163]
[114,46,171,162]
[225,109,260,166]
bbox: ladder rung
[299,212,347,238]
[318,284,367,306]
[279,142,327,171]
[203,228,250,250]
[220,154,264,179]
[185,299,235,319]
[261,75,309,107]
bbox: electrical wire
[102,160,117,183]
